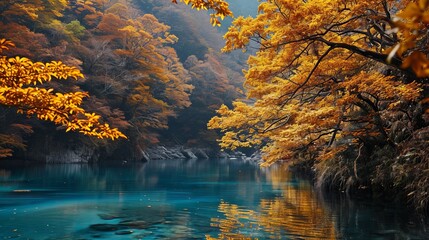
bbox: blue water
[0,159,428,239]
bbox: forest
[1,0,429,217]
[0,0,250,162]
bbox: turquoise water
[0,159,428,239]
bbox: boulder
[193,148,209,159]
[140,150,151,162]
[181,149,198,160]
[145,146,187,160]
[217,151,230,159]
[89,224,122,232]
[246,151,263,164]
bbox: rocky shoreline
[13,141,262,164]
[142,146,262,163]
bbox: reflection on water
[207,165,337,239]
[0,159,428,239]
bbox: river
[0,159,428,239]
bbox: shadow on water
[321,189,429,240]
[0,159,428,239]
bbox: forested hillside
[0,0,246,162]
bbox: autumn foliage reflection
[206,165,337,240]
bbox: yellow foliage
[96,6,192,140]
[171,0,233,26]
[208,0,424,166]
[387,0,429,77]
[0,39,126,141]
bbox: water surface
[0,159,428,239]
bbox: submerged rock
[115,230,134,235]
[89,224,121,232]
[118,220,150,229]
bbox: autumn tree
[171,0,233,26]
[0,0,70,32]
[204,0,425,173]
[0,0,86,60]
[66,0,107,27]
[172,0,429,211]
[97,8,192,118]
[67,1,194,159]
[0,0,44,24]
[0,39,125,154]
[136,0,246,147]
[388,0,429,77]
[0,22,50,58]
[166,52,243,146]
[120,15,192,147]
[0,0,243,161]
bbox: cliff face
[19,132,98,163]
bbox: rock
[145,147,165,160]
[115,230,134,235]
[235,151,247,159]
[168,147,187,159]
[118,220,150,229]
[24,133,100,163]
[145,146,203,160]
[146,146,174,160]
[182,149,198,160]
[136,145,219,161]
[50,143,98,163]
[141,151,151,162]
[193,149,209,159]
[89,224,121,232]
[217,151,230,159]
[247,151,263,163]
